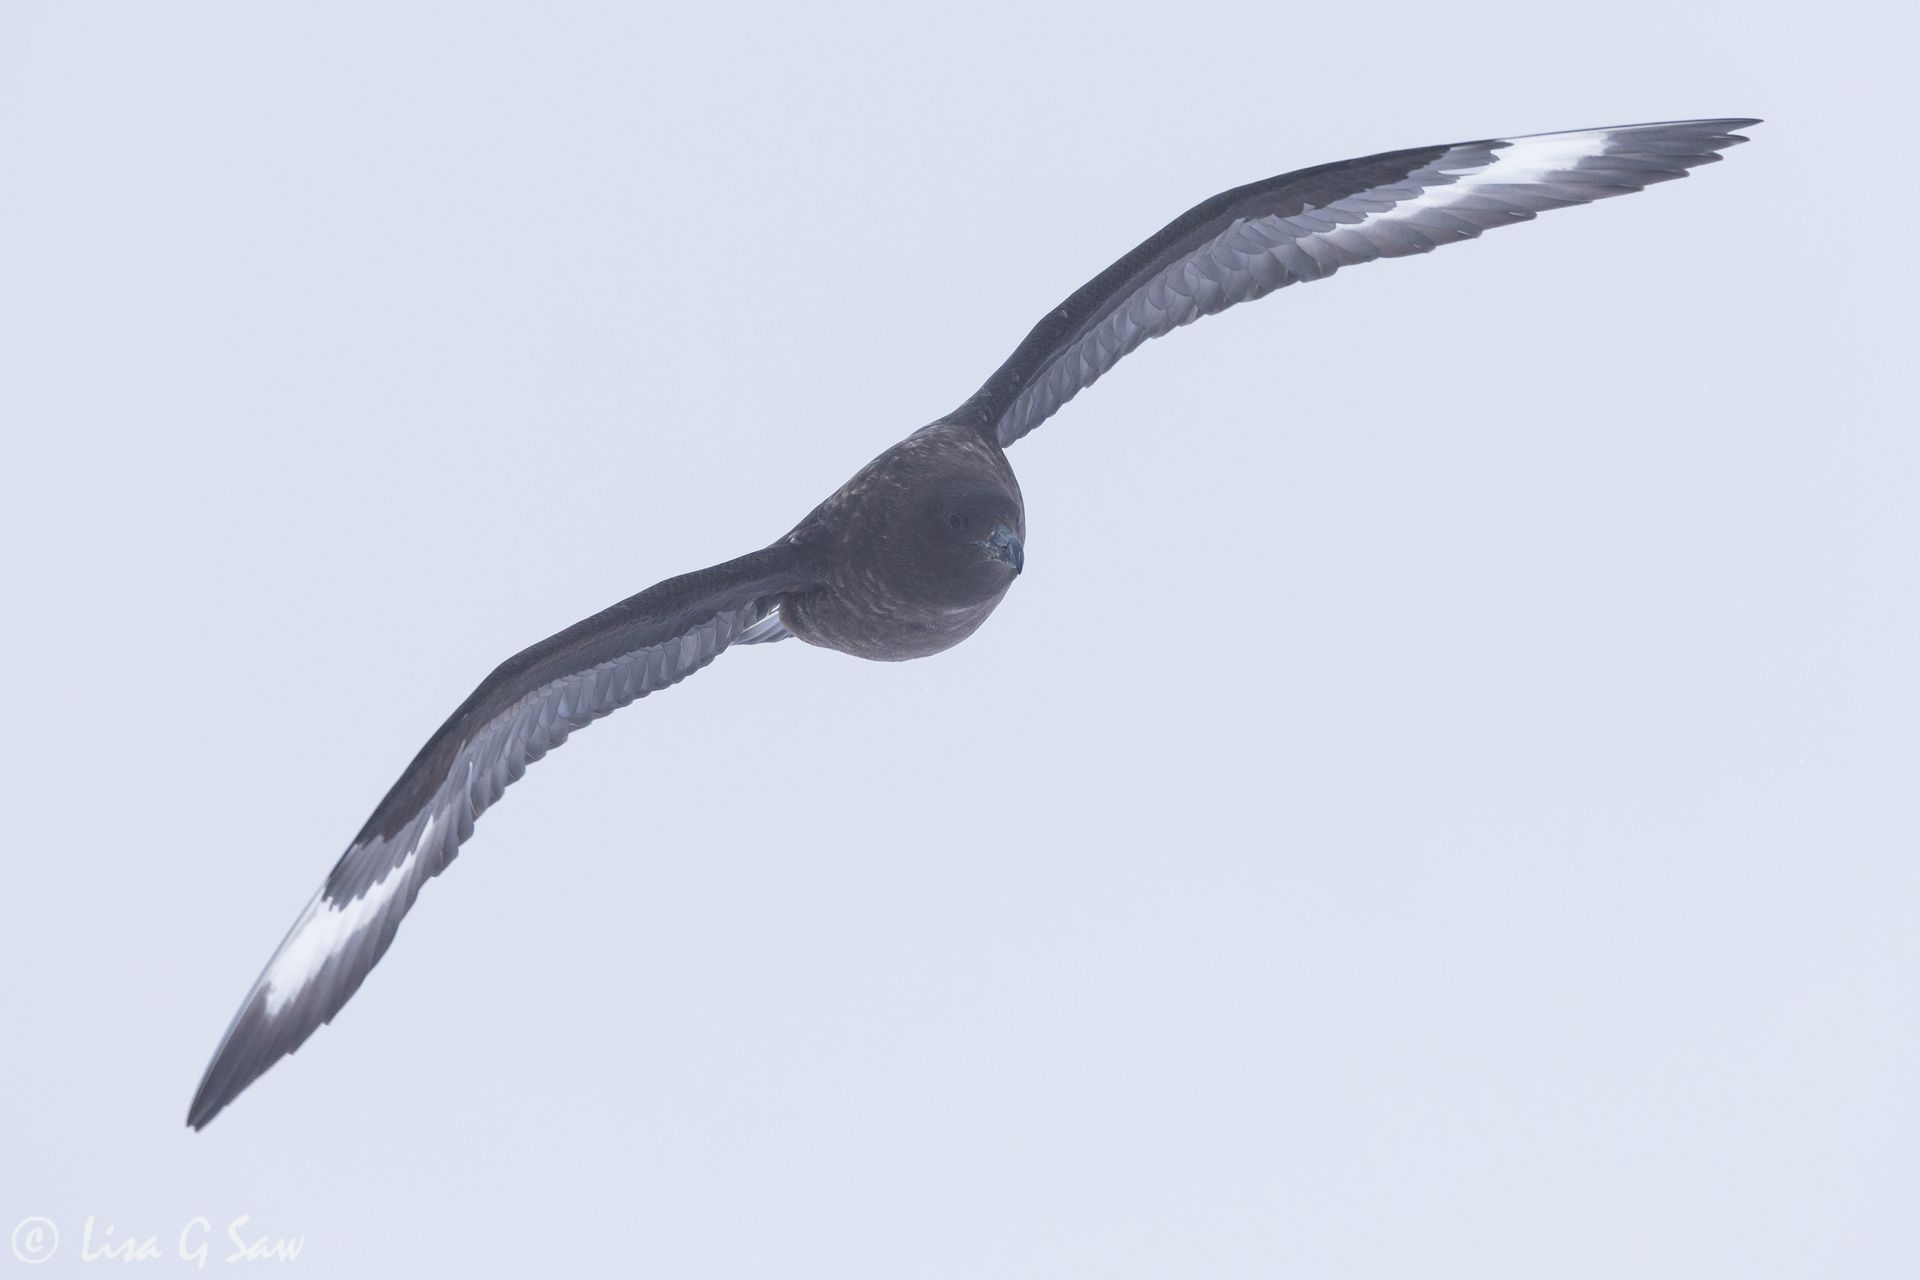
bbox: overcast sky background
[3,2,1915,1276]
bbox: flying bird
[188,117,1758,1128]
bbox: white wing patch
[1320,127,1619,244]
[260,815,434,1017]
[187,557,809,1128]
[989,119,1758,447]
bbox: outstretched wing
[187,540,826,1129]
[948,119,1758,448]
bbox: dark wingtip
[184,990,284,1132]
[1692,117,1761,143]
[186,1060,239,1130]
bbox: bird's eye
[947,512,966,531]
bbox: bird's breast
[779,577,1008,662]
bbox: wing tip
[185,1012,267,1131]
[185,1000,323,1131]
[1703,116,1762,140]
[186,1043,250,1130]
[184,1094,222,1131]
[1632,116,1762,143]
[1507,117,1763,146]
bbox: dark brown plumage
[781,423,1025,661]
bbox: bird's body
[782,422,1026,661]
[188,118,1757,1129]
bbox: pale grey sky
[2,2,1915,1276]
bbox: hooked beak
[984,523,1024,575]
